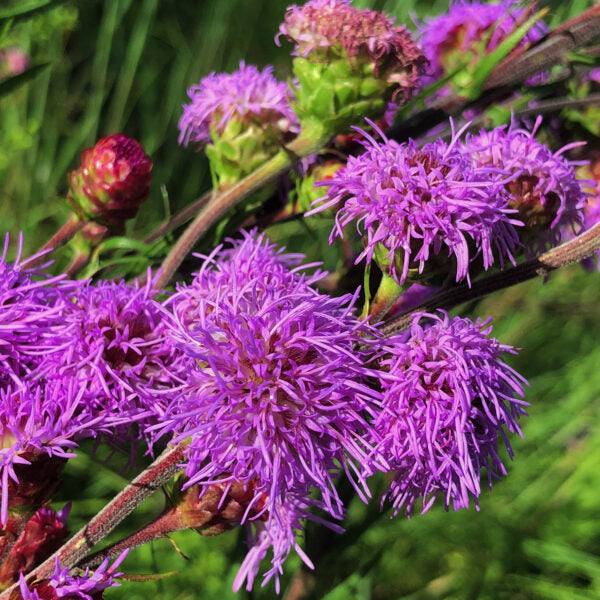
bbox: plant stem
[28,214,85,267]
[380,222,600,337]
[153,130,328,289]
[368,272,403,323]
[144,191,212,244]
[0,443,185,598]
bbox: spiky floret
[233,493,343,594]
[464,117,588,250]
[178,61,299,148]
[0,256,181,523]
[309,123,521,285]
[46,276,182,424]
[372,311,527,518]
[154,231,380,513]
[16,551,128,600]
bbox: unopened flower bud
[67,134,152,231]
[0,505,70,584]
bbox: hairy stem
[381,223,600,337]
[153,130,328,289]
[0,444,185,598]
[28,215,85,267]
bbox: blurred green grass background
[1,0,600,598]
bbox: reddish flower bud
[0,505,70,583]
[67,134,152,231]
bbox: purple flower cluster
[465,117,588,250]
[420,0,547,84]
[0,238,182,523]
[178,61,299,148]
[149,230,382,589]
[372,312,527,517]
[17,551,127,600]
[1,225,533,593]
[309,123,521,285]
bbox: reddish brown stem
[0,444,185,599]
[29,215,85,267]
[486,3,600,89]
[75,510,181,571]
[381,222,600,337]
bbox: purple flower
[178,61,299,148]
[420,0,547,85]
[17,551,127,600]
[277,0,425,103]
[372,311,527,518]
[55,276,180,417]
[309,123,521,285]
[150,231,382,586]
[464,117,588,250]
[0,259,181,522]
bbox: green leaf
[468,8,549,99]
[0,63,50,97]
[0,0,70,22]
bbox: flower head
[40,276,182,441]
[0,48,29,79]
[465,117,588,250]
[0,262,179,523]
[309,123,521,285]
[420,0,547,85]
[67,134,152,232]
[178,62,299,148]
[153,232,380,517]
[278,0,425,102]
[372,311,527,517]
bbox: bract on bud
[67,134,152,232]
[277,0,426,135]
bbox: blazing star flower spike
[67,133,152,233]
[372,311,528,518]
[308,122,522,285]
[149,230,383,587]
[420,0,547,92]
[277,0,426,135]
[178,62,299,188]
[465,116,589,251]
